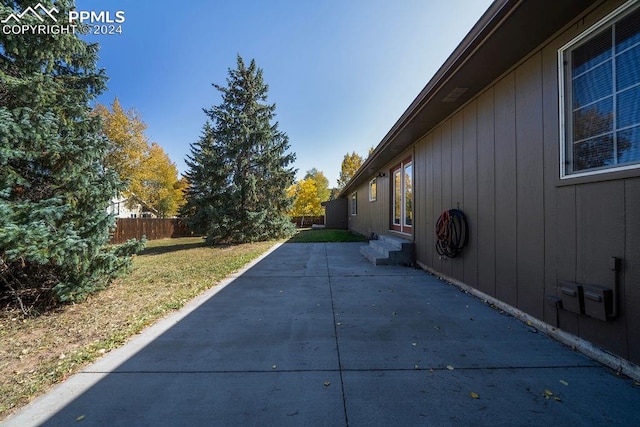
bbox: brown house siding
[348,0,640,365]
[323,198,348,229]
[348,171,391,238]
[626,179,640,361]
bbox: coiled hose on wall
[435,209,469,258]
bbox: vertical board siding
[348,184,368,237]
[441,120,453,277]
[415,137,427,264]
[324,199,348,229]
[625,178,640,362]
[476,88,496,297]
[463,102,479,288]
[425,135,435,265]
[348,0,640,365]
[349,160,393,239]
[541,39,561,327]
[493,73,518,307]
[575,181,627,357]
[432,127,443,272]
[363,179,373,237]
[555,186,579,335]
[375,187,381,234]
[575,181,625,285]
[515,53,545,319]
[379,169,390,233]
[451,112,465,281]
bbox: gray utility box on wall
[558,281,615,321]
[559,282,584,315]
[582,284,614,321]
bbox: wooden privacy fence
[111,216,325,243]
[291,216,325,228]
[110,218,196,244]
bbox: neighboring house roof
[341,0,597,196]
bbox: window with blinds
[560,2,640,178]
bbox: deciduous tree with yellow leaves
[136,143,187,218]
[288,168,331,219]
[94,98,147,186]
[94,99,186,217]
[337,151,364,189]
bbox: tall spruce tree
[184,55,296,243]
[0,0,143,310]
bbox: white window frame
[391,158,413,234]
[559,0,640,179]
[369,178,377,202]
[350,192,357,216]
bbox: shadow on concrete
[7,243,640,426]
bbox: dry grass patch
[0,237,275,420]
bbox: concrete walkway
[4,243,640,426]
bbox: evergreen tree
[184,55,296,243]
[0,0,143,310]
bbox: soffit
[341,0,598,196]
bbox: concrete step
[361,234,415,267]
[378,234,413,250]
[368,239,401,258]
[360,245,392,266]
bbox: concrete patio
[4,242,640,426]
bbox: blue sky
[77,0,493,187]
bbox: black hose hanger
[435,209,469,258]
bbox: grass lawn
[287,228,367,243]
[0,237,275,421]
